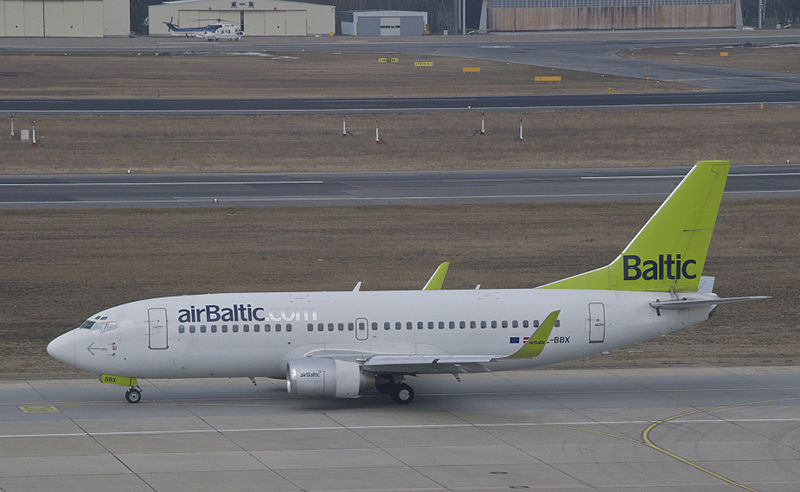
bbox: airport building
[148,0,335,35]
[340,10,428,36]
[0,0,129,36]
[488,0,739,30]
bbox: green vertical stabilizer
[539,161,729,292]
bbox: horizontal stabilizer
[650,296,770,309]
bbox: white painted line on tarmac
[2,189,800,207]
[0,180,324,187]
[582,172,800,180]
[1,417,799,439]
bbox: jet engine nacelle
[286,358,375,399]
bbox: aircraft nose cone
[47,331,75,366]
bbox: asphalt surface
[4,90,800,114]
[2,164,798,209]
[2,366,798,491]
[2,30,800,92]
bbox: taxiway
[1,366,798,491]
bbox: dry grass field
[623,43,800,74]
[2,106,799,174]
[0,52,690,99]
[1,199,797,378]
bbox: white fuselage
[51,288,711,379]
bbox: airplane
[163,18,244,41]
[47,161,768,405]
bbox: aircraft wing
[304,311,560,375]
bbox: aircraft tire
[125,388,142,404]
[391,383,414,404]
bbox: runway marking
[581,172,800,180]
[1,417,799,439]
[0,180,324,187]
[641,397,800,492]
[2,189,800,208]
[17,405,59,414]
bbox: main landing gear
[376,379,415,404]
[125,386,142,403]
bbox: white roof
[350,10,427,16]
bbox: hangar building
[0,0,129,37]
[149,0,335,35]
[340,10,428,36]
[488,0,738,30]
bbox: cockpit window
[80,319,95,330]
[91,322,106,332]
[104,322,117,332]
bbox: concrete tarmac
[1,366,798,491]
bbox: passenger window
[307,323,314,332]
[555,320,560,327]
[265,324,271,332]
[200,325,207,333]
[104,322,117,332]
[406,322,413,330]
[491,321,497,328]
[178,325,185,334]
[232,325,239,333]
[286,324,292,332]
[522,320,529,328]
[481,321,487,329]
[534,320,539,327]
[502,320,508,328]
[348,322,354,331]
[428,321,434,329]
[512,320,518,328]
[384,322,390,330]
[449,321,455,329]
[459,321,465,329]
[371,322,377,330]
[338,323,344,331]
[417,321,424,329]
[254,324,260,332]
[243,325,249,333]
[222,325,228,333]
[275,324,282,332]
[438,321,444,329]
[395,322,402,330]
[470,321,476,329]
[317,323,324,332]
[211,325,217,333]
[328,323,334,331]
[189,325,196,333]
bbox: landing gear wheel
[390,383,414,404]
[125,387,142,404]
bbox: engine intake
[286,358,375,399]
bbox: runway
[2,164,799,209]
[4,90,800,114]
[1,366,798,491]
